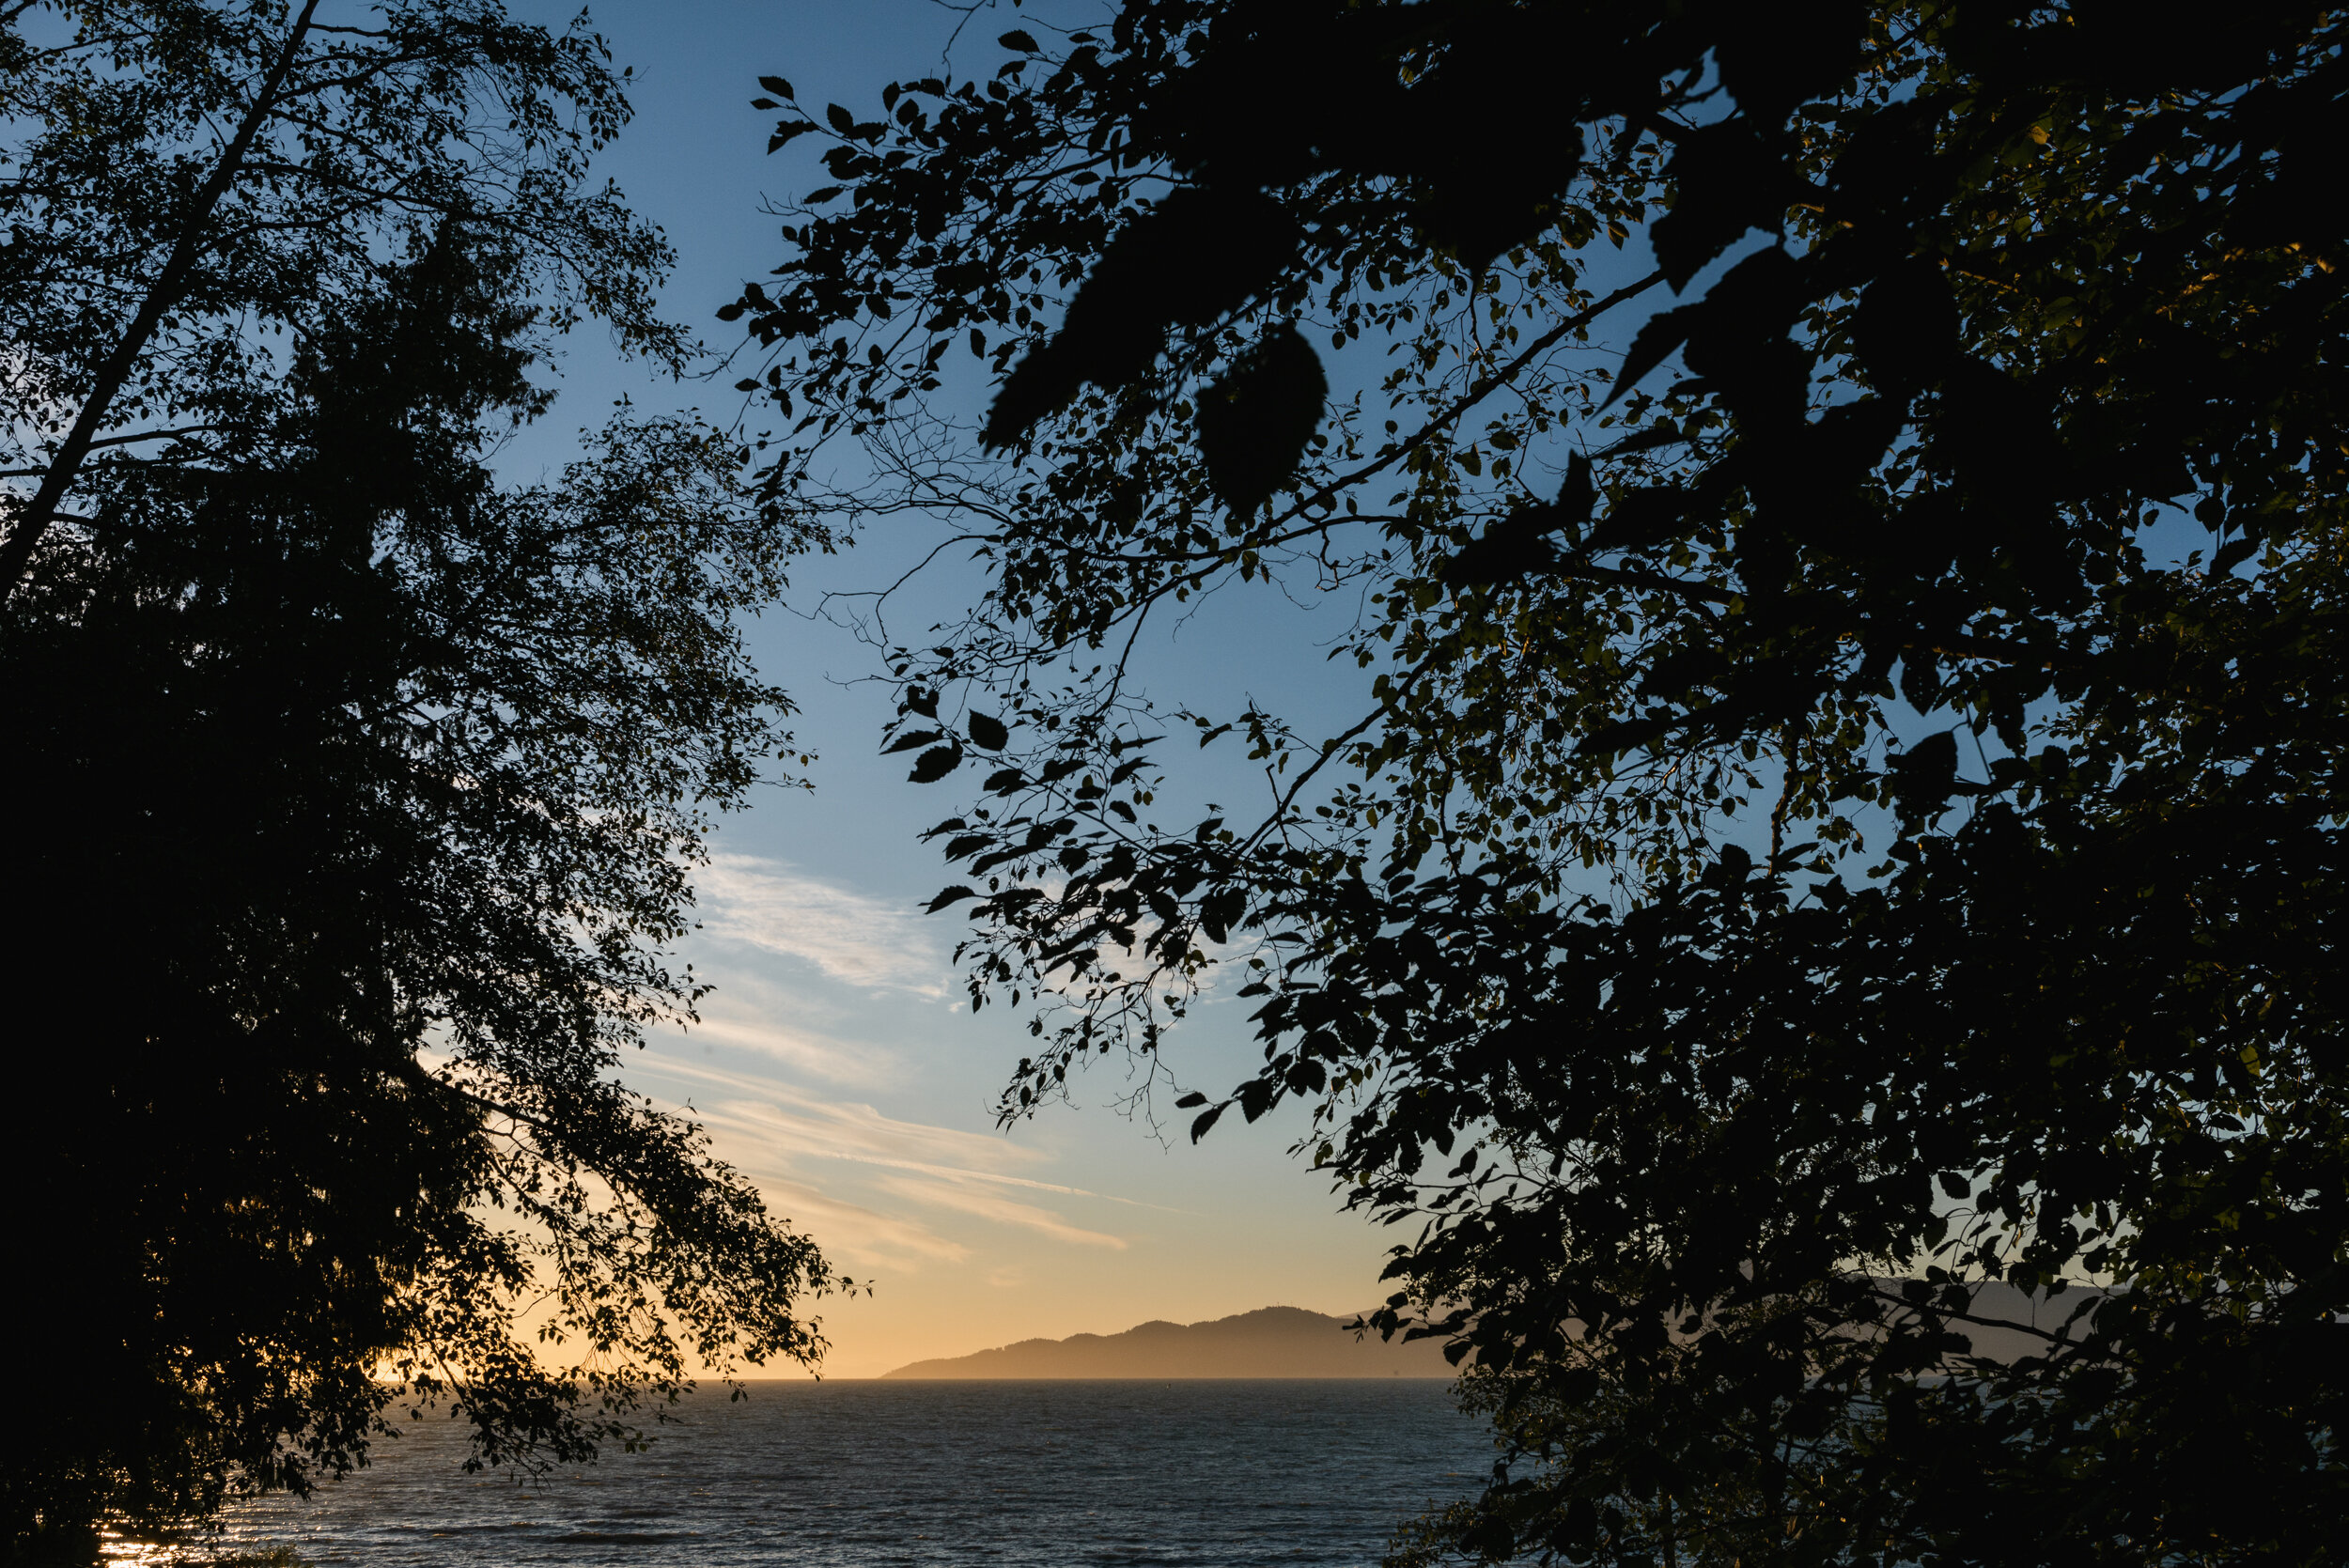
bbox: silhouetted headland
[879,1306,1457,1378]
[879,1286,2101,1380]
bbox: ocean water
[183,1381,1493,1568]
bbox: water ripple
[203,1381,1489,1568]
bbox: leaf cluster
[743,2,2349,1562]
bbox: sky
[490,0,1416,1380]
[466,0,2088,1380]
[467,0,2254,1387]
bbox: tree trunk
[0,0,322,598]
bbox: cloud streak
[668,1012,896,1089]
[650,1059,1040,1172]
[752,1177,972,1269]
[628,1057,1141,1257]
[693,854,947,994]
[874,1173,1129,1250]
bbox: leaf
[826,101,855,133]
[968,711,1010,750]
[926,886,977,912]
[883,728,945,754]
[999,29,1040,52]
[1556,451,1595,526]
[767,122,817,155]
[1199,888,1246,945]
[1649,121,1793,290]
[2211,535,2261,577]
[1190,1101,1227,1142]
[1410,124,1585,276]
[1174,1091,1208,1109]
[1196,321,1327,518]
[1603,306,1692,409]
[1442,511,1557,588]
[983,187,1302,447]
[758,75,796,100]
[908,745,963,783]
[1887,731,1962,818]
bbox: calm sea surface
[188,1381,1492,1568]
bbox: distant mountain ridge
[878,1306,1458,1379]
[879,1286,2103,1380]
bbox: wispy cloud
[667,1013,896,1089]
[626,1057,1143,1256]
[752,1177,972,1270]
[874,1172,1129,1250]
[693,854,948,994]
[805,1151,1186,1213]
[651,1059,1040,1172]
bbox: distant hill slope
[879,1306,1458,1379]
[879,1287,2101,1380]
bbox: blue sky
[493,0,1417,1379]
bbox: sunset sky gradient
[498,0,1408,1379]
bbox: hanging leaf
[908,745,963,783]
[1603,306,1693,409]
[1198,887,1248,944]
[1196,322,1326,518]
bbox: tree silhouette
[3,6,835,1558]
[740,1,2349,1561]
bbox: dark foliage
[3,6,835,1559]
[739,2,2349,1563]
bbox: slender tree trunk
[0,0,321,598]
